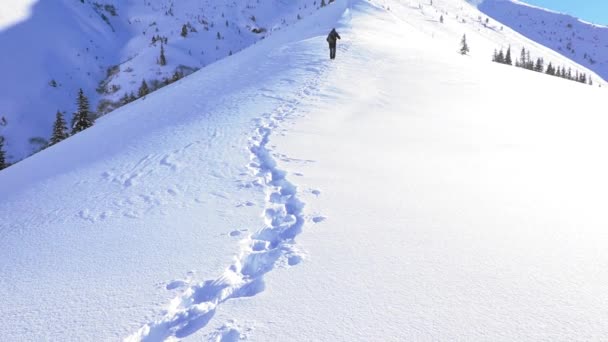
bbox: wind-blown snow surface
[3,0,608,340]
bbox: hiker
[326,28,341,60]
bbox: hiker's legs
[329,44,336,59]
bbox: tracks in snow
[126,50,338,341]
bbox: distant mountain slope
[476,0,608,81]
[0,0,322,161]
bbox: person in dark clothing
[326,28,341,60]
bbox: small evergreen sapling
[460,34,469,55]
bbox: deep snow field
[2,0,608,341]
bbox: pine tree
[518,47,526,68]
[50,110,69,145]
[534,58,544,72]
[159,43,167,66]
[321,0,326,7]
[496,49,505,63]
[505,46,512,65]
[545,62,554,75]
[172,70,183,82]
[138,79,150,97]
[0,136,6,170]
[129,92,137,102]
[492,49,498,62]
[120,93,130,105]
[440,15,444,23]
[460,34,469,55]
[526,51,533,70]
[72,89,94,134]
[181,24,188,37]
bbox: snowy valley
[3,0,608,341]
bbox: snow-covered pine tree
[460,34,469,55]
[159,43,167,66]
[50,110,69,145]
[138,79,150,97]
[321,0,326,7]
[72,89,94,134]
[0,136,6,170]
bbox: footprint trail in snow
[125,48,339,341]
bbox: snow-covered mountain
[3,0,608,340]
[1,0,604,164]
[0,0,324,161]
[476,0,608,81]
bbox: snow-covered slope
[0,0,324,161]
[3,0,608,340]
[476,0,608,81]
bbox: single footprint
[166,280,187,290]
[312,216,326,223]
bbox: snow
[0,0,36,31]
[3,0,608,340]
[0,0,325,161]
[477,0,608,81]
[211,2,608,339]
